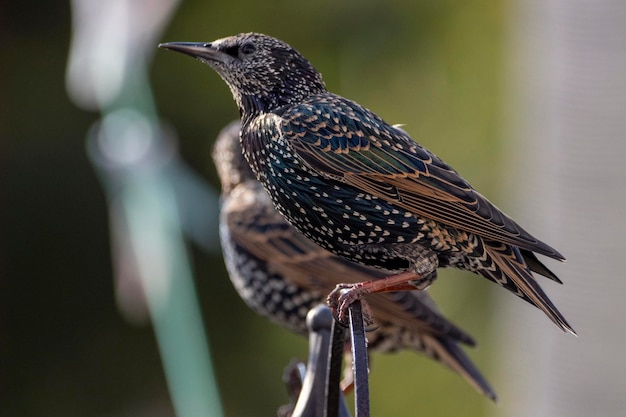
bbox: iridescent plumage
[160,32,574,334]
[213,121,495,399]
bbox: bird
[159,33,575,335]
[212,120,496,399]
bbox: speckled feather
[214,121,496,399]
[160,32,573,334]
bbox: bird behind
[213,120,496,399]
[159,32,574,335]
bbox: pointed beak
[158,42,225,63]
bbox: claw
[327,282,370,325]
[327,272,424,326]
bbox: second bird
[160,33,574,334]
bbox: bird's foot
[327,283,374,326]
[327,271,427,326]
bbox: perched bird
[213,120,496,399]
[159,33,575,335]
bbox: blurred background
[3,1,625,416]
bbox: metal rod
[326,317,348,417]
[349,301,370,417]
[291,305,351,417]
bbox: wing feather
[224,182,475,344]
[281,95,564,260]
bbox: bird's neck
[237,85,326,119]
[237,94,272,118]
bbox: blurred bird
[159,33,574,335]
[213,120,496,399]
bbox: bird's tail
[423,333,497,401]
[481,241,576,335]
[520,248,562,283]
[368,325,496,400]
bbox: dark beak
[158,42,225,62]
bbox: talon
[327,285,349,325]
[326,283,370,325]
[328,284,357,325]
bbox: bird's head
[160,33,326,116]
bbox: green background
[3,1,508,416]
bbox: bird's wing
[280,94,564,260]
[223,182,475,344]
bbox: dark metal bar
[349,301,370,417]
[290,305,350,417]
[326,318,347,417]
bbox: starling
[159,33,575,335]
[213,120,496,399]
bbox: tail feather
[483,242,576,335]
[425,334,497,401]
[369,325,496,400]
[520,249,563,284]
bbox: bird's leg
[327,271,430,324]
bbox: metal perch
[288,303,370,417]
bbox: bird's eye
[240,42,256,55]
[221,45,239,58]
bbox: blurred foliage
[3,0,505,416]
